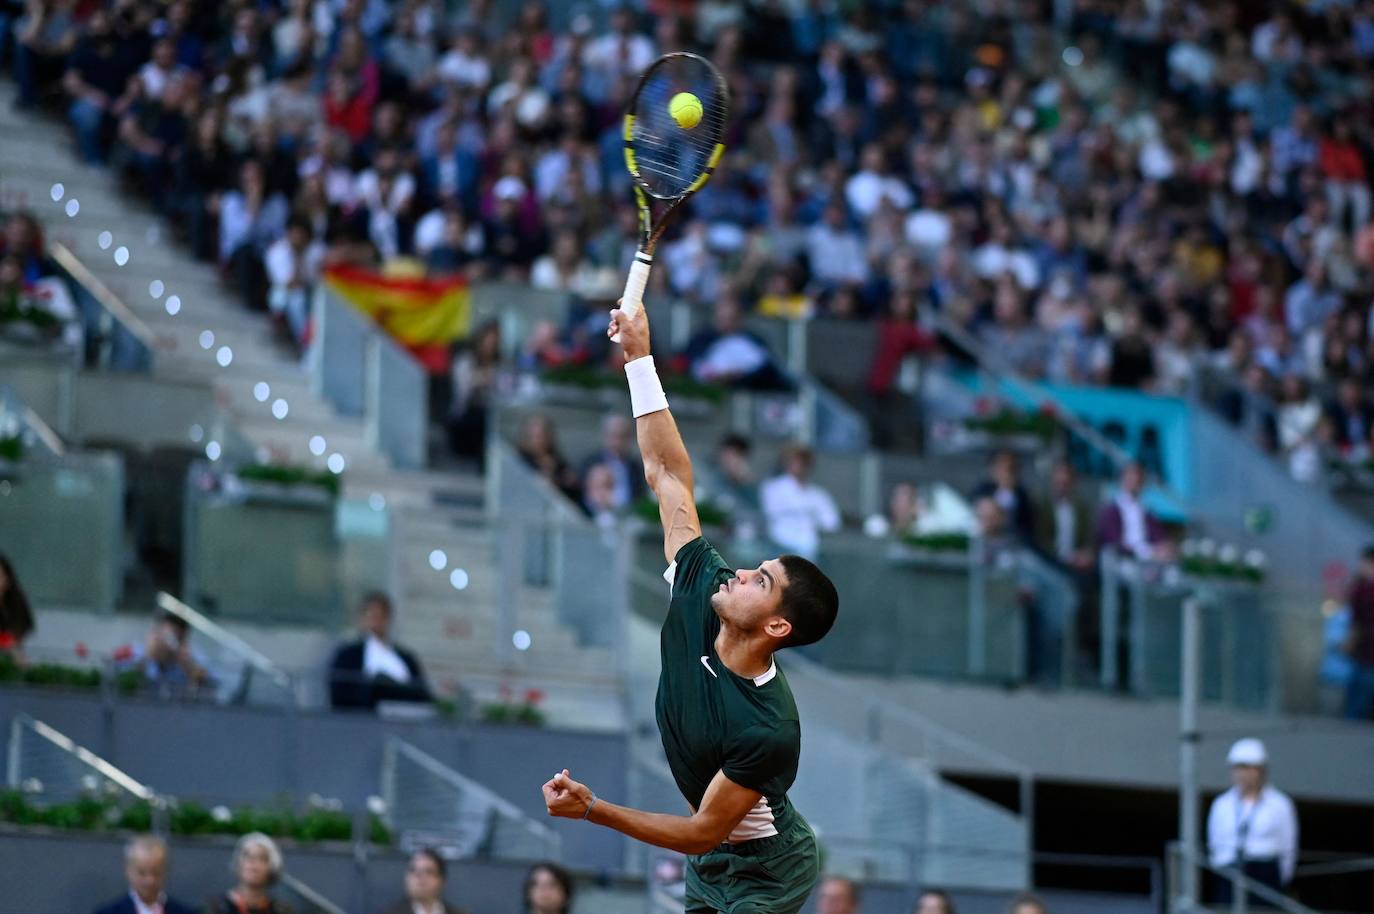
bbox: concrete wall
[0,688,628,872]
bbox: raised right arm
[608,303,701,564]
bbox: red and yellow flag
[324,263,471,374]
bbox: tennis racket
[612,52,730,343]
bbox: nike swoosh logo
[700,656,717,678]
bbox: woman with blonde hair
[204,832,291,914]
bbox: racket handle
[612,252,653,344]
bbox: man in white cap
[1206,738,1299,906]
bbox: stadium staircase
[0,80,624,729]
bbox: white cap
[1227,738,1268,767]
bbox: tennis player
[541,301,839,913]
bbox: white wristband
[625,356,669,418]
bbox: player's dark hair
[523,861,574,914]
[916,888,956,914]
[777,555,838,648]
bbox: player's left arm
[542,768,758,856]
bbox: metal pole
[1100,552,1119,688]
[1180,596,1202,908]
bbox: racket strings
[628,57,727,199]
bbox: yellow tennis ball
[669,92,703,130]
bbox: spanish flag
[324,261,471,374]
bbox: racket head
[623,52,729,203]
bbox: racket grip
[612,252,653,344]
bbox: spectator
[523,861,573,914]
[1006,893,1048,914]
[913,889,956,914]
[516,414,580,501]
[1320,600,1354,717]
[0,552,35,663]
[1096,462,1173,562]
[681,294,789,390]
[328,592,433,711]
[578,414,642,512]
[93,835,195,914]
[264,214,325,349]
[697,433,762,541]
[61,10,129,164]
[205,833,291,914]
[134,612,211,691]
[1324,377,1374,452]
[1344,545,1374,720]
[1033,460,1094,570]
[1275,375,1323,482]
[13,0,79,108]
[1319,117,1370,233]
[816,876,861,914]
[887,482,922,539]
[447,321,503,463]
[1207,738,1299,906]
[807,202,869,288]
[971,450,1036,543]
[219,160,290,312]
[582,462,623,527]
[760,444,841,560]
[378,849,467,914]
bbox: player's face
[710,558,788,637]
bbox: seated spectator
[378,849,467,914]
[0,553,35,663]
[1320,600,1354,717]
[816,875,860,914]
[447,321,503,462]
[205,833,290,914]
[265,214,325,349]
[1007,893,1048,914]
[807,202,869,287]
[1324,377,1374,452]
[1275,375,1323,482]
[1,212,55,284]
[760,444,841,560]
[913,889,956,914]
[887,482,922,538]
[93,835,195,914]
[523,862,574,914]
[971,450,1036,543]
[696,433,762,541]
[582,462,622,528]
[61,10,130,164]
[134,612,211,691]
[1320,117,1370,233]
[329,593,433,711]
[530,230,614,298]
[1096,462,1174,562]
[579,414,642,512]
[1033,460,1094,570]
[681,294,789,390]
[220,160,290,312]
[516,414,581,501]
[13,0,78,108]
[1345,545,1374,721]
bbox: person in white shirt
[844,143,914,221]
[328,593,432,710]
[1207,738,1299,906]
[761,445,842,560]
[265,215,325,348]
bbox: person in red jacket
[1319,117,1370,233]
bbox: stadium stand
[4,0,1374,912]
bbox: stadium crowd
[2,0,1373,471]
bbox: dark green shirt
[654,537,804,840]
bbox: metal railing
[0,383,65,457]
[7,714,163,812]
[380,736,560,862]
[278,873,347,914]
[49,240,161,372]
[155,592,301,706]
[1166,841,1322,914]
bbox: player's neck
[714,627,773,681]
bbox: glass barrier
[0,447,124,614]
[181,461,390,629]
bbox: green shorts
[684,821,820,914]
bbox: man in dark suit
[578,413,644,512]
[1325,377,1374,450]
[1095,462,1173,561]
[1034,459,1095,570]
[329,592,433,711]
[971,449,1036,543]
[377,849,469,914]
[93,835,196,914]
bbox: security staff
[1207,738,1299,906]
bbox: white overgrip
[612,252,653,344]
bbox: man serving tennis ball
[541,300,839,914]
